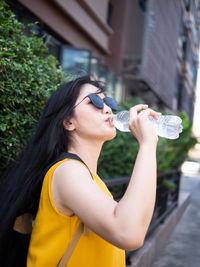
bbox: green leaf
[0,123,7,131]
[162,179,177,190]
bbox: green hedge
[0,1,65,176]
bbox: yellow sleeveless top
[27,159,125,267]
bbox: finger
[147,109,162,119]
[129,104,148,121]
[129,107,137,121]
[130,104,148,113]
[138,109,149,117]
[140,109,161,119]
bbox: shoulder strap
[57,222,84,267]
[13,213,33,234]
[57,222,90,267]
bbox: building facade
[177,0,200,119]
[110,0,200,120]
[8,0,200,119]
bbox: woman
[0,76,161,266]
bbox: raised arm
[113,105,160,249]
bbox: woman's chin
[104,128,117,141]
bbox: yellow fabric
[27,159,125,267]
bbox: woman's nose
[103,103,112,114]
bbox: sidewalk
[152,173,200,267]
[127,174,191,267]
[151,143,200,267]
[127,145,200,267]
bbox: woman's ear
[63,118,75,131]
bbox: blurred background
[6,0,200,167]
[6,0,200,119]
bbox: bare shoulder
[52,159,94,206]
[51,159,93,216]
[53,159,91,182]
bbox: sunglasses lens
[88,94,118,111]
[88,94,104,109]
[105,97,118,111]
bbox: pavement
[152,173,200,267]
[152,144,200,267]
[127,143,200,267]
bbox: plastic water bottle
[110,110,183,140]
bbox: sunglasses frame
[72,93,118,112]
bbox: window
[90,57,100,80]
[195,26,199,42]
[191,64,197,81]
[107,71,116,97]
[44,33,62,60]
[182,34,187,60]
[138,0,147,14]
[99,64,108,83]
[60,46,91,77]
[185,0,190,11]
[115,75,124,103]
[177,82,183,110]
[107,2,113,26]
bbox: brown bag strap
[57,222,87,267]
[14,215,90,266]
[13,213,33,234]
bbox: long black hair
[0,75,105,265]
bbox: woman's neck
[68,138,103,174]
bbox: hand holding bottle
[110,106,183,140]
[126,105,161,146]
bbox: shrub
[0,0,65,176]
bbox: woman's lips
[105,117,114,126]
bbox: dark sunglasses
[73,93,118,112]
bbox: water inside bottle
[110,112,183,139]
[109,112,130,132]
[149,115,183,139]
[112,118,129,132]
